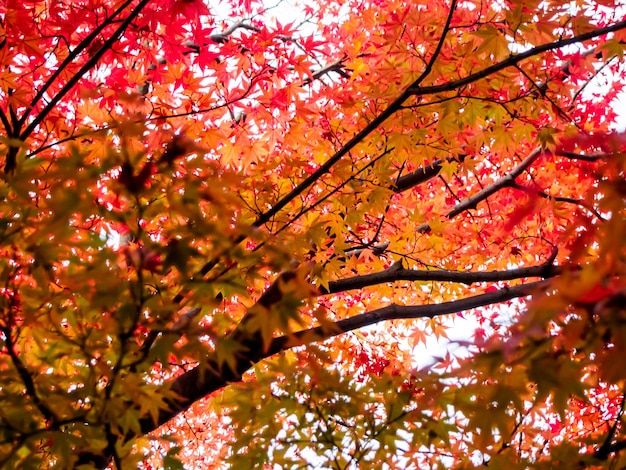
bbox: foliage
[0,0,625,468]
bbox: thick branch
[269,280,547,356]
[3,327,55,424]
[207,21,261,44]
[229,271,299,341]
[78,275,548,469]
[595,438,626,461]
[393,155,466,193]
[305,59,351,83]
[154,279,549,442]
[394,159,444,193]
[173,281,546,432]
[556,150,613,162]
[323,260,559,294]
[343,241,390,259]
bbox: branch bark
[392,154,466,194]
[268,280,548,357]
[160,280,549,441]
[323,259,559,294]
[77,270,549,469]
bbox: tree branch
[78,273,548,469]
[417,147,543,233]
[252,0,459,228]
[65,13,626,469]
[594,438,626,461]
[156,279,549,442]
[394,159,444,192]
[510,181,606,221]
[18,0,152,144]
[407,20,626,97]
[0,107,11,138]
[3,326,55,424]
[393,155,467,193]
[323,259,559,294]
[142,279,547,448]
[268,280,547,356]
[253,15,626,234]
[594,391,626,460]
[305,59,351,84]
[26,55,351,160]
[556,150,613,162]
[18,0,136,131]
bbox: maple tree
[1,0,626,467]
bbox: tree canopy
[1,0,626,468]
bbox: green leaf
[164,447,185,470]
